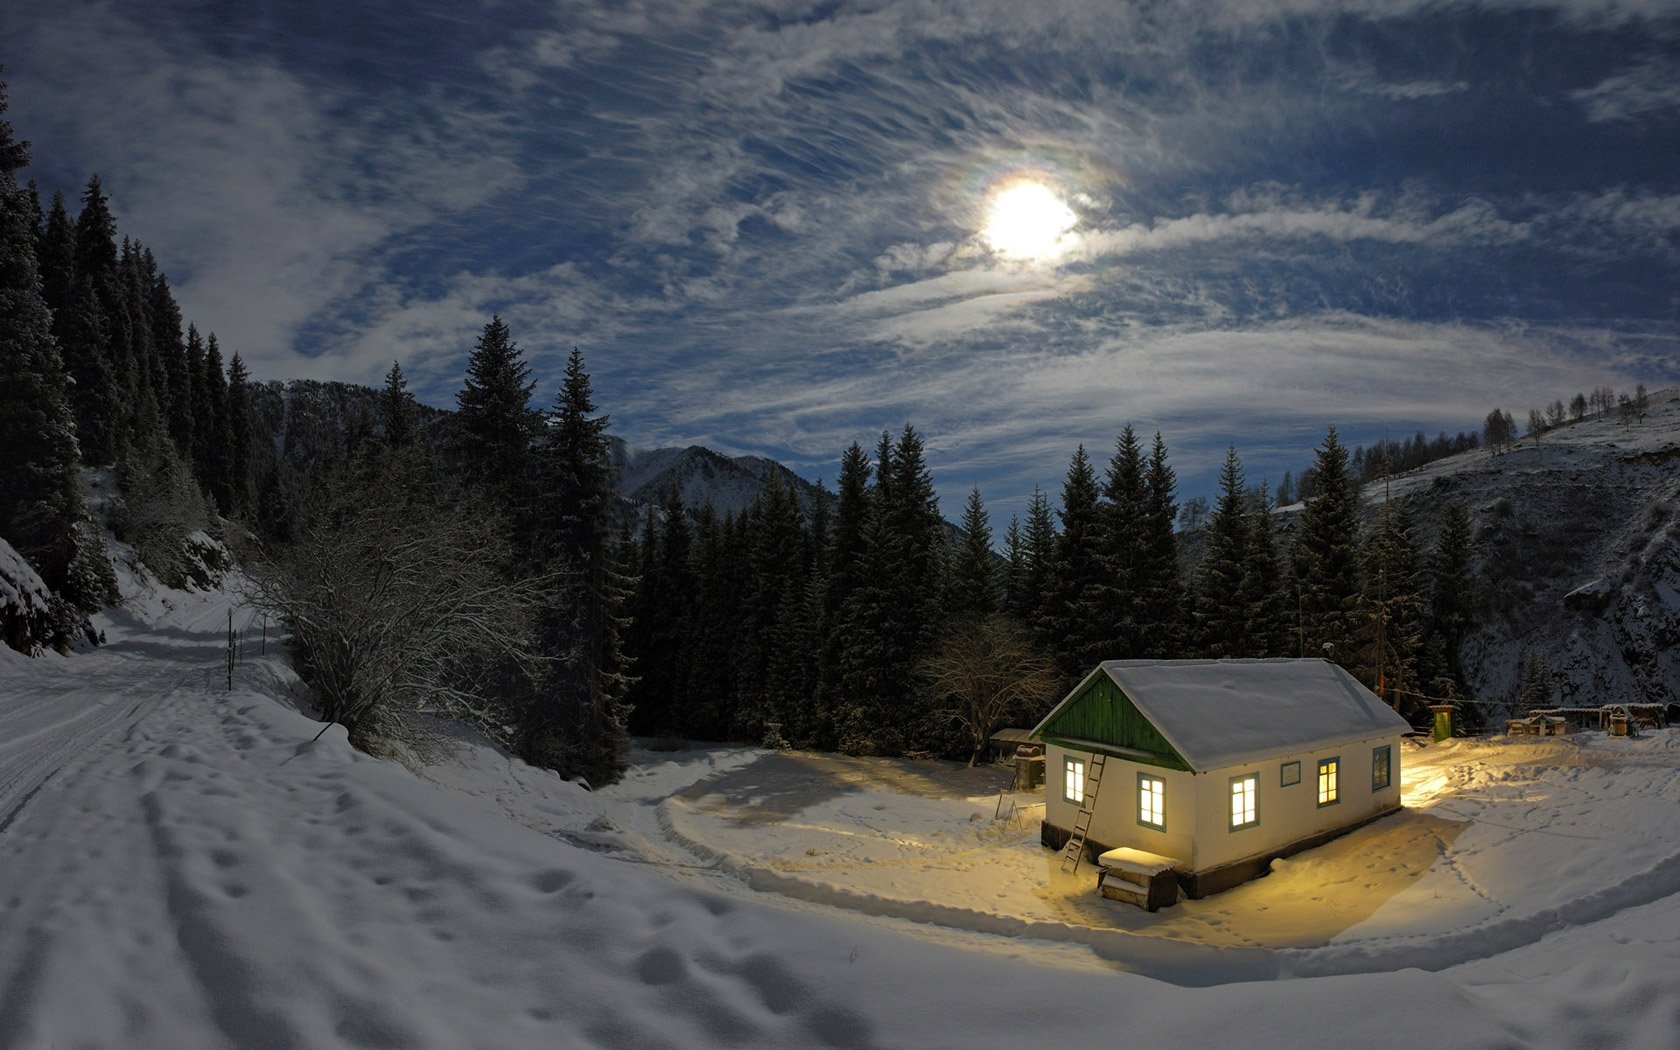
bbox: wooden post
[226,608,234,691]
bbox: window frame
[1280,760,1301,787]
[1371,745,1392,791]
[1229,772,1260,831]
[1064,756,1086,805]
[1137,772,1165,831]
[1317,756,1340,807]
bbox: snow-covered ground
[5,568,1680,1047]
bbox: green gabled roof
[1031,659,1410,773]
[1030,666,1191,771]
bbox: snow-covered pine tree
[0,76,83,598]
[1516,651,1554,715]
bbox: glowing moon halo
[982,180,1076,260]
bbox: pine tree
[950,487,998,625]
[683,505,743,740]
[1423,501,1475,689]
[1515,652,1553,714]
[143,251,191,455]
[37,190,74,318]
[1194,445,1249,657]
[526,348,630,785]
[0,73,83,588]
[1002,515,1024,615]
[454,316,537,527]
[879,424,949,750]
[198,333,232,513]
[1138,432,1183,657]
[1099,425,1147,658]
[1355,502,1424,710]
[1293,426,1361,668]
[72,175,134,436]
[381,360,415,447]
[1051,445,1104,681]
[1237,484,1286,657]
[735,472,808,743]
[57,263,120,465]
[1017,487,1057,634]
[814,443,873,750]
[225,352,253,513]
[835,425,947,754]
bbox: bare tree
[919,618,1061,766]
[245,456,555,759]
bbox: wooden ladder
[1058,752,1108,874]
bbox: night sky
[6,0,1678,515]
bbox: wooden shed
[1033,658,1409,901]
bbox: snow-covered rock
[0,537,54,655]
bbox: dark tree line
[620,420,1486,760]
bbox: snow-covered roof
[1041,659,1409,772]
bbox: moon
[982,180,1077,261]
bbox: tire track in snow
[0,660,205,836]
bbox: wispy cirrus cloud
[6,0,1678,519]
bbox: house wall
[1189,733,1404,874]
[1045,734,1404,896]
[1043,743,1197,864]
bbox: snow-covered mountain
[608,439,822,521]
[1365,388,1680,714]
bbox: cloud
[1572,59,1680,123]
[7,2,522,383]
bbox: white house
[1032,658,1410,899]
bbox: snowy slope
[1345,389,1680,713]
[6,569,1680,1047]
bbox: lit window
[1372,746,1392,791]
[1317,758,1340,806]
[1280,760,1301,787]
[1138,774,1164,830]
[1229,774,1258,830]
[1064,757,1085,804]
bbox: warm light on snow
[982,180,1077,260]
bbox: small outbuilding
[1033,658,1409,900]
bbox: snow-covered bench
[1096,847,1181,912]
